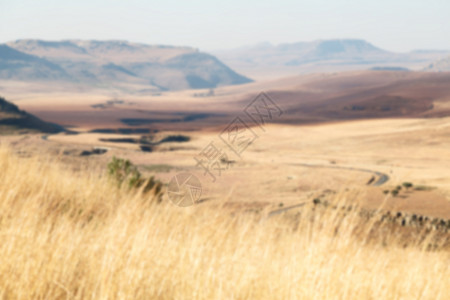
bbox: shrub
[402,182,413,189]
[108,156,141,187]
[414,185,434,191]
[159,135,190,143]
[108,156,163,197]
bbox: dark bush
[107,156,163,198]
[402,182,413,189]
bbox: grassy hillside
[0,96,64,134]
[0,145,448,299]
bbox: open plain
[2,70,450,218]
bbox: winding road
[289,163,390,186]
[268,162,390,217]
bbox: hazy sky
[1,0,449,52]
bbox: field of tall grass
[0,145,449,299]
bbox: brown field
[3,70,450,131]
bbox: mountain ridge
[0,45,70,80]
[2,39,252,91]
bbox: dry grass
[0,145,449,299]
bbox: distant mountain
[370,66,409,71]
[281,39,390,65]
[0,96,64,134]
[215,39,393,66]
[213,39,450,78]
[2,39,252,91]
[0,45,69,80]
[424,56,450,72]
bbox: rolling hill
[2,39,252,91]
[0,96,64,134]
